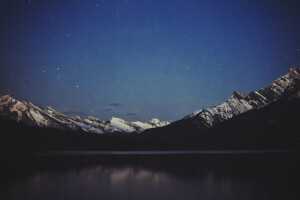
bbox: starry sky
[0,0,300,121]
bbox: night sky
[1,0,300,121]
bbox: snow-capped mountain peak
[232,91,247,100]
[109,117,142,132]
[0,94,171,134]
[188,67,300,130]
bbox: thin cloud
[110,103,123,107]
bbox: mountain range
[0,94,171,134]
[0,67,300,152]
[1,68,299,134]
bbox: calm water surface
[0,152,299,200]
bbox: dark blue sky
[1,0,300,121]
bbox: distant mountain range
[0,67,299,136]
[0,95,171,134]
[1,67,300,152]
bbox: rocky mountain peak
[232,91,247,100]
[288,67,300,75]
[188,67,300,130]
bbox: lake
[0,151,299,200]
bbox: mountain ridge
[181,67,300,131]
[1,68,300,152]
[1,67,299,136]
[0,94,171,134]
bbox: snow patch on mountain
[132,121,154,130]
[110,117,140,132]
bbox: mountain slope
[140,90,300,149]
[187,68,299,129]
[0,94,171,134]
[143,67,300,136]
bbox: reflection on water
[0,153,299,200]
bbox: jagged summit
[0,94,171,134]
[288,67,300,74]
[147,118,172,126]
[187,67,300,130]
[232,91,247,100]
[1,93,13,98]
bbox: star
[57,67,60,70]
[67,33,70,38]
[96,3,99,7]
[76,85,79,88]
